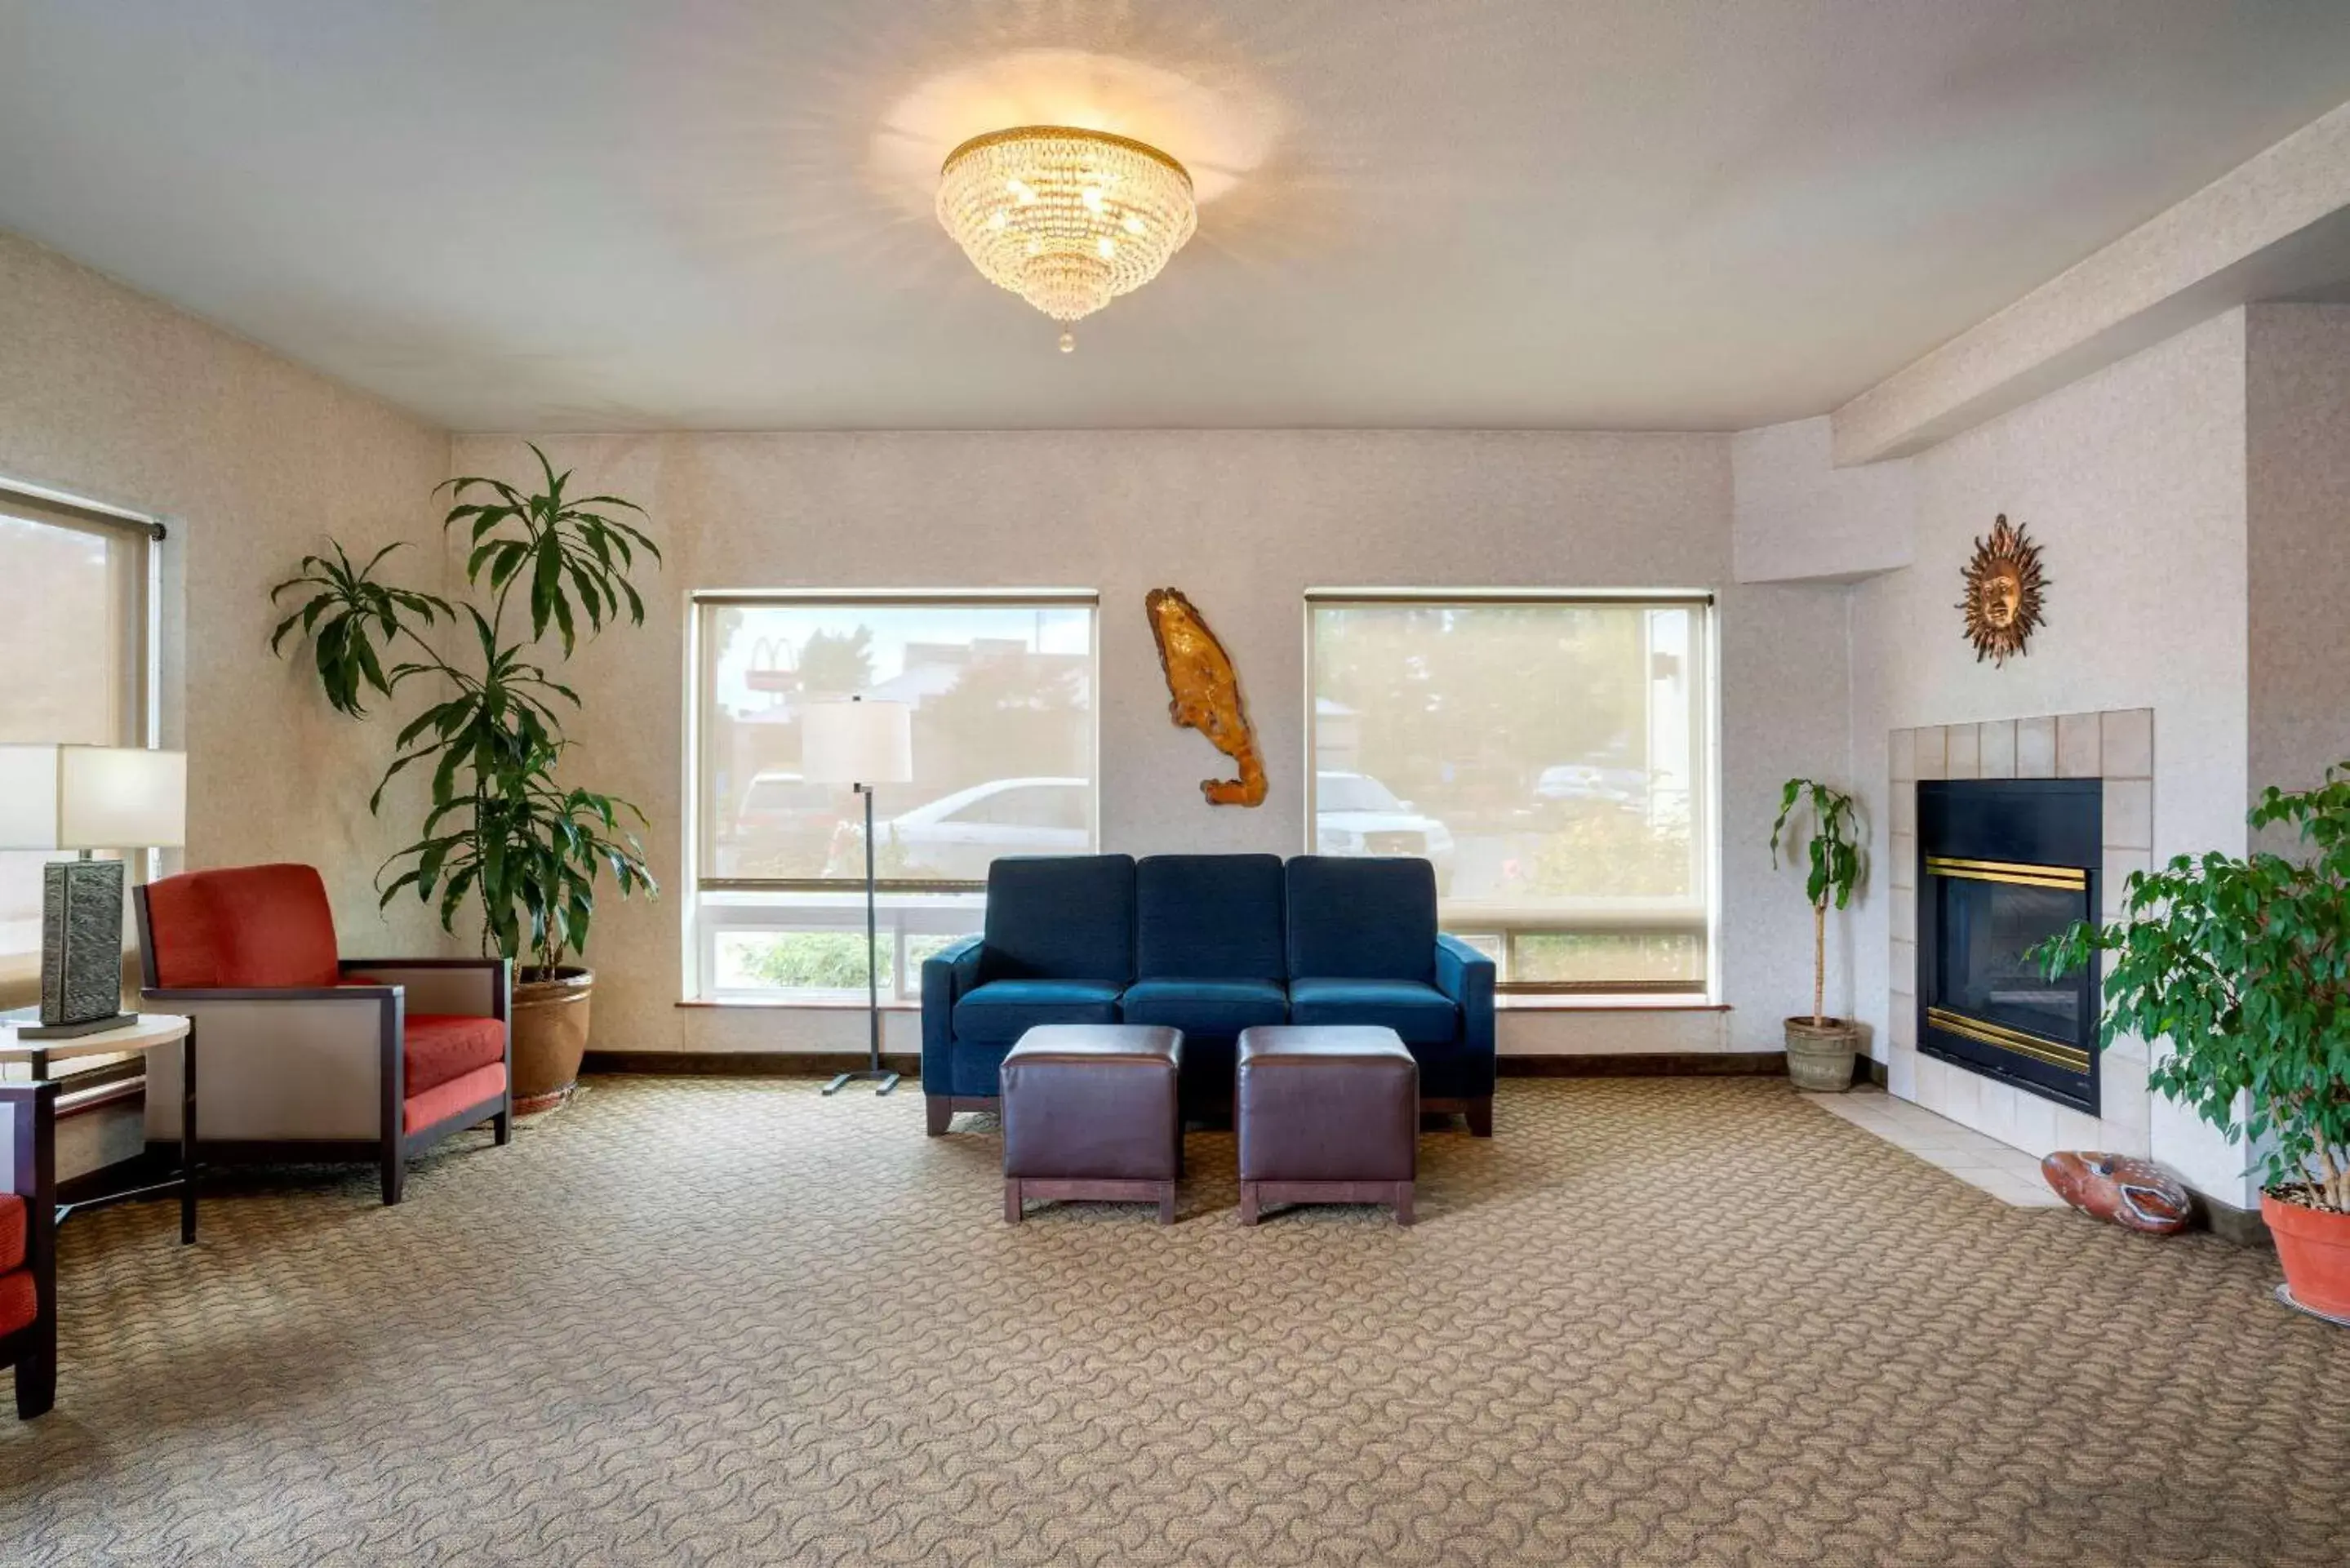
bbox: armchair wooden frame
[135,892,512,1205]
[1,1080,59,1419]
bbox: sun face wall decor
[1957,514,2049,668]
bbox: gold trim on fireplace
[1923,855,2088,891]
[1925,1006,2092,1073]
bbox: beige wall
[0,230,454,953]
[1848,309,2254,1202]
[450,429,1854,1059]
[2246,303,2350,852]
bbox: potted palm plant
[1770,778,1864,1091]
[2034,765,2350,1320]
[270,446,660,1113]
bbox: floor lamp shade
[800,699,913,786]
[0,745,189,1036]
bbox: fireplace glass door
[1935,871,2086,1048]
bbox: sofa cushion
[1285,857,1438,982]
[1121,978,1287,1038]
[980,855,1135,984]
[1287,977,1459,1046]
[1135,855,1286,979]
[404,1014,506,1097]
[0,1192,22,1273]
[953,978,1124,1046]
[145,863,341,988]
[0,1268,32,1338]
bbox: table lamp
[799,697,913,1096]
[0,744,188,1037]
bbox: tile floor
[1801,1085,2067,1208]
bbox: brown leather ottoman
[1002,1025,1184,1224]
[1235,1026,1417,1225]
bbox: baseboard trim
[1499,1051,1787,1077]
[584,1050,925,1077]
[2198,1197,2274,1250]
[585,1049,1788,1079]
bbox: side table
[0,1013,196,1244]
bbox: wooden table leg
[180,1021,198,1245]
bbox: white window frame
[682,589,1101,1004]
[1302,588,1721,1002]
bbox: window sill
[680,997,921,1011]
[1499,995,1726,1013]
[676,995,1726,1015]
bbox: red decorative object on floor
[2041,1151,2192,1235]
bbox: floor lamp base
[824,1068,900,1096]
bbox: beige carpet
[2,1075,2346,1566]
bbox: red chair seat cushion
[0,1193,23,1273]
[404,1015,505,1097]
[0,1269,31,1337]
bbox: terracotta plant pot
[2263,1190,2350,1321]
[510,966,594,1114]
[1784,1015,1860,1092]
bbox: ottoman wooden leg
[1158,1181,1176,1226]
[1393,1181,1415,1226]
[1004,1179,1023,1224]
[1239,1181,1261,1226]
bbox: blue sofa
[921,853,1496,1135]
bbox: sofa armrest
[920,935,986,1093]
[140,986,404,1143]
[1433,934,1497,1059]
[339,957,511,1022]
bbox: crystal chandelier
[936,126,1197,349]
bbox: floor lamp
[802,696,913,1096]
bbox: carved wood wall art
[1957,513,2049,668]
[1144,587,1267,806]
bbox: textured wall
[2246,303,2350,853]
[1847,309,2253,1204]
[449,429,1853,1059]
[0,229,455,953]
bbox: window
[0,484,161,1009]
[1306,592,1714,997]
[690,593,1097,1002]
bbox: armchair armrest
[1433,934,1497,1059]
[138,986,404,1144]
[0,1080,58,1207]
[339,957,511,1021]
[921,935,986,1090]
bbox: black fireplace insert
[1917,780,2102,1114]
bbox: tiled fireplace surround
[1887,708,2155,1162]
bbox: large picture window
[0,485,159,1009]
[1306,592,1714,996]
[690,593,1097,1002]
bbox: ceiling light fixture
[936,125,1197,351]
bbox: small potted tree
[1770,779,1864,1091]
[269,446,659,1113]
[2034,765,2350,1321]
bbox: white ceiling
[7,1,2350,432]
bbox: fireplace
[1917,780,2102,1113]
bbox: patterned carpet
[2,1075,2346,1566]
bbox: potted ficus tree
[269,446,660,1113]
[2033,765,2350,1320]
[1770,778,1865,1091]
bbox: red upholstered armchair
[2,1080,58,1419]
[135,864,510,1206]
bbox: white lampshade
[800,699,913,786]
[0,744,188,851]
